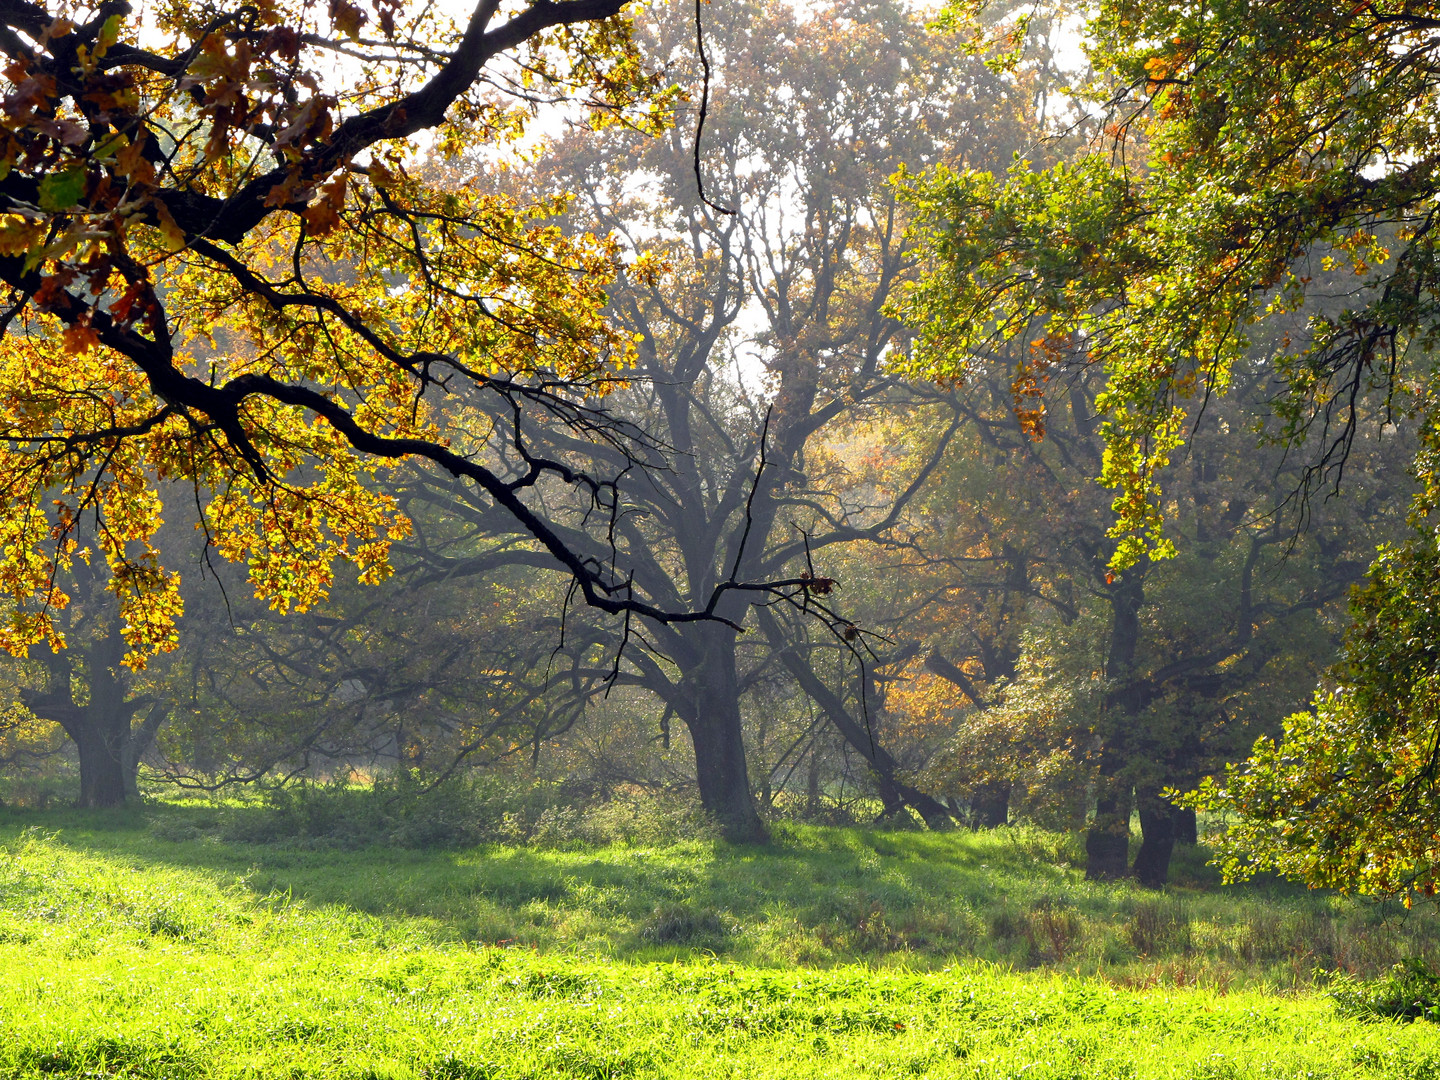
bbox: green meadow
[4,798,1440,1079]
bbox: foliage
[899,0,1440,570]
[0,0,690,672]
[0,701,68,805]
[1335,957,1440,1023]
[1187,535,1440,899]
[923,626,1104,830]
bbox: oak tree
[453,0,1037,838]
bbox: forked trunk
[25,615,160,809]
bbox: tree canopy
[0,0,756,671]
[902,0,1440,892]
[902,0,1440,566]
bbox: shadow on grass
[1,800,1433,978]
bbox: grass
[3,799,1440,1077]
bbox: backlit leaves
[0,0,661,664]
[1188,538,1440,901]
[901,0,1440,568]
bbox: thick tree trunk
[1175,806,1198,846]
[1085,774,1133,881]
[970,781,1010,828]
[1131,786,1178,887]
[23,613,157,809]
[679,625,767,843]
[77,619,136,808]
[74,719,128,808]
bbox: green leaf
[98,13,122,54]
[38,168,86,212]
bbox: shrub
[1236,911,1287,963]
[1334,957,1440,1021]
[639,903,734,949]
[1024,897,1083,962]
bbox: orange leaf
[62,321,99,354]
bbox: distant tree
[867,345,1407,882]
[9,552,169,805]
[1188,537,1440,900]
[0,0,878,808]
[151,544,587,793]
[414,0,1041,838]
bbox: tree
[900,0,1439,881]
[149,525,591,794]
[0,0,882,810]
[867,334,1406,880]
[901,0,1440,567]
[390,0,1039,838]
[10,547,169,805]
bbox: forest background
[0,0,1424,901]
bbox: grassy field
[3,798,1440,1078]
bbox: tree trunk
[874,771,910,822]
[806,745,821,815]
[1131,786,1178,887]
[74,718,128,808]
[679,625,767,843]
[24,612,155,809]
[1085,774,1132,881]
[685,706,766,842]
[970,781,1010,828]
[121,703,168,798]
[1175,806,1198,846]
[758,608,954,830]
[1086,570,1144,880]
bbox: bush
[1023,897,1083,962]
[215,774,556,849]
[1126,900,1191,956]
[639,903,735,949]
[1334,957,1440,1021]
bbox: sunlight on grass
[4,808,1440,1078]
